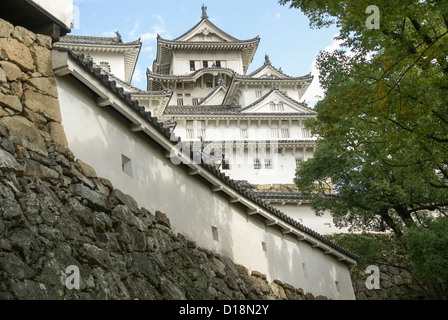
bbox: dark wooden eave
[0,0,71,41]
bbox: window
[190,60,195,71]
[277,102,284,111]
[281,128,290,139]
[212,226,219,242]
[222,159,230,170]
[197,128,206,139]
[270,102,276,112]
[203,61,209,68]
[177,98,184,106]
[255,91,262,98]
[264,159,272,169]
[206,81,213,88]
[254,159,261,170]
[240,129,248,139]
[121,154,133,178]
[271,128,279,139]
[215,61,221,68]
[324,223,332,228]
[192,98,199,106]
[186,129,195,139]
[295,158,302,168]
[302,129,311,138]
[176,82,183,89]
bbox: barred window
[265,159,272,169]
[254,159,261,170]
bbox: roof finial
[201,4,208,19]
[265,53,270,64]
[115,31,122,43]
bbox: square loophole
[121,154,133,178]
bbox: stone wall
[351,264,428,300]
[0,18,326,300]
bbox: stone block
[0,61,23,81]
[23,89,61,123]
[36,34,52,49]
[155,211,171,228]
[0,92,22,112]
[69,183,111,212]
[12,26,36,47]
[0,18,14,38]
[23,158,59,180]
[0,38,34,72]
[30,45,53,76]
[0,116,48,157]
[76,159,97,179]
[25,77,58,98]
[47,121,68,147]
[0,148,23,173]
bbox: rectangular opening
[335,281,341,293]
[121,154,133,178]
[212,226,219,242]
[264,159,272,169]
[261,242,267,252]
[253,159,261,170]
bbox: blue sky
[72,0,340,104]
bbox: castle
[0,0,359,299]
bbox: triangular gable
[250,64,286,79]
[199,85,227,106]
[175,19,238,43]
[241,90,315,114]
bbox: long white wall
[55,74,356,300]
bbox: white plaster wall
[73,51,126,82]
[173,121,315,185]
[56,75,355,300]
[32,0,73,29]
[172,50,243,75]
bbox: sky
[72,0,341,106]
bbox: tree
[279,0,448,236]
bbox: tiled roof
[163,105,316,117]
[256,192,305,200]
[60,48,360,263]
[57,33,142,47]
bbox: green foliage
[280,0,448,236]
[281,0,448,293]
[403,217,448,283]
[328,233,408,270]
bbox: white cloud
[139,14,170,41]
